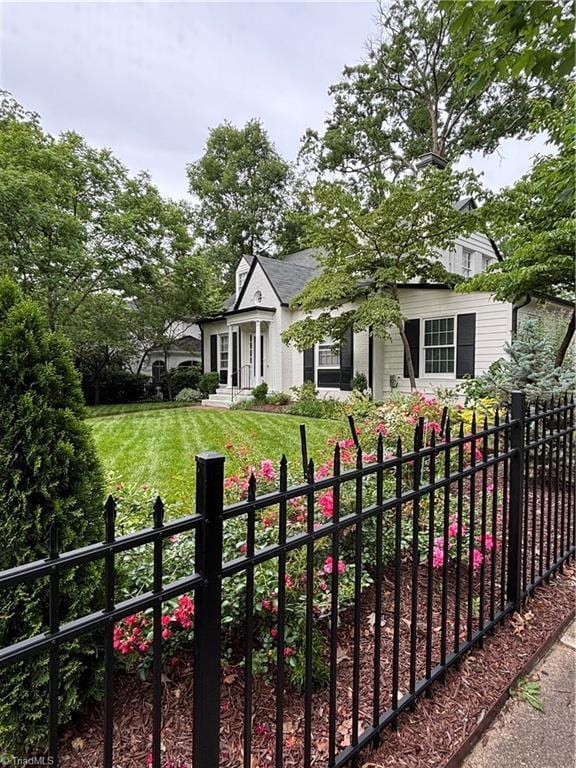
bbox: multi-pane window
[424,317,455,374]
[219,334,229,370]
[238,272,247,290]
[318,344,340,367]
[482,255,492,271]
[462,249,472,278]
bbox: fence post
[193,451,225,768]
[507,390,526,611]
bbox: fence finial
[153,496,164,528]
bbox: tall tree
[301,0,550,199]
[281,167,484,389]
[444,0,574,95]
[0,92,217,369]
[187,120,294,286]
[459,93,575,365]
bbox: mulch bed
[58,558,575,768]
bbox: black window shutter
[340,327,354,391]
[210,334,218,372]
[303,347,315,384]
[403,319,420,378]
[456,313,476,378]
[232,333,238,387]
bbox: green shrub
[351,371,368,393]
[198,371,220,397]
[162,366,201,399]
[0,279,104,754]
[291,380,318,402]
[287,398,344,420]
[252,382,269,404]
[80,367,150,405]
[174,387,202,403]
[268,391,292,405]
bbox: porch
[203,308,275,408]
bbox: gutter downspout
[512,295,531,336]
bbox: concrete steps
[201,387,252,409]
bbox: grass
[86,401,193,418]
[88,404,345,503]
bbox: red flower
[270,627,278,639]
[284,647,294,657]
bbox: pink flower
[487,484,494,493]
[161,614,171,627]
[422,394,438,405]
[472,549,484,570]
[260,459,276,481]
[426,421,442,433]
[432,545,445,569]
[363,453,376,464]
[448,522,460,538]
[284,646,294,657]
[285,574,294,588]
[162,628,172,640]
[375,423,388,435]
[481,533,495,553]
[318,492,334,519]
[138,642,150,653]
[270,627,278,639]
[323,555,346,575]
[316,462,333,479]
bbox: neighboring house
[199,224,571,407]
[140,325,202,384]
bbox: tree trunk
[164,349,172,400]
[555,309,575,367]
[94,379,100,406]
[399,321,417,391]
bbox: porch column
[226,325,234,388]
[254,319,261,386]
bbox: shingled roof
[227,248,321,311]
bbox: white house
[198,217,570,407]
[139,325,202,384]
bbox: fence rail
[1,392,574,767]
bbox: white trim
[421,315,457,377]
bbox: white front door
[249,334,264,381]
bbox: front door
[249,334,265,381]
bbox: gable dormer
[236,256,252,299]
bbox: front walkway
[463,618,576,768]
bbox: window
[219,334,229,370]
[237,272,247,292]
[462,249,472,278]
[318,344,340,367]
[424,317,455,374]
[317,341,340,388]
[253,290,262,304]
[152,359,165,384]
[482,255,492,271]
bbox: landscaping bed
[57,562,575,768]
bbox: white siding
[237,263,278,309]
[372,289,512,398]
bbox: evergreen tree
[0,278,104,754]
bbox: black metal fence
[0,392,574,767]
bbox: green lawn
[88,404,345,503]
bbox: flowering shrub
[113,389,497,688]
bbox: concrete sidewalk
[463,619,576,768]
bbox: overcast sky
[2,1,547,201]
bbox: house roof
[255,250,320,305]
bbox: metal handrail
[231,364,252,401]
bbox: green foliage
[0,92,218,380]
[510,677,545,712]
[174,388,202,403]
[81,369,151,406]
[198,372,220,397]
[0,279,104,753]
[445,0,574,95]
[287,398,344,421]
[464,318,576,403]
[267,391,292,406]
[459,93,575,306]
[290,380,318,402]
[162,366,201,400]
[351,371,368,393]
[281,168,484,388]
[251,382,269,405]
[187,119,298,287]
[301,0,534,198]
